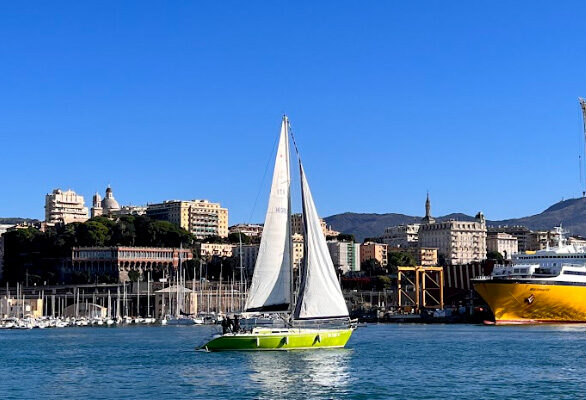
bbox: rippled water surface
[2,324,586,399]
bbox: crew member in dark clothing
[233,316,241,333]
[221,318,229,334]
[225,316,233,333]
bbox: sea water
[1,324,586,399]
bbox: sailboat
[201,116,354,351]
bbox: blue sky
[1,2,586,224]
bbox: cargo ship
[473,227,586,324]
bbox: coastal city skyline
[2,2,586,224]
[4,3,586,398]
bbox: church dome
[101,186,120,211]
[102,197,120,210]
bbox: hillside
[324,212,422,241]
[0,218,39,225]
[493,197,586,234]
[325,197,586,241]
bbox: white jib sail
[244,118,292,312]
[294,163,349,320]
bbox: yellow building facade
[146,200,228,238]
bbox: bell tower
[421,192,435,224]
[91,191,103,218]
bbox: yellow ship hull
[474,279,586,324]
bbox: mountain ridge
[324,197,586,241]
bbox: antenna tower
[578,97,586,197]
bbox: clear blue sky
[1,2,586,224]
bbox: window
[564,270,586,276]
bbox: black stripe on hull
[245,303,289,312]
[293,315,349,321]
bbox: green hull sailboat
[201,116,354,351]
[203,327,353,351]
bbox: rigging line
[288,118,302,163]
[246,124,281,224]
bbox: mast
[108,290,111,319]
[136,279,140,317]
[161,276,165,318]
[116,286,121,320]
[285,116,295,314]
[238,228,244,312]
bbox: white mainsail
[294,163,349,320]
[244,117,292,312]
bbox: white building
[196,243,234,260]
[229,224,264,239]
[112,205,147,216]
[380,224,420,248]
[416,194,487,266]
[419,215,487,265]
[327,240,361,273]
[45,189,89,224]
[486,232,518,259]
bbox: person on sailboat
[233,315,241,333]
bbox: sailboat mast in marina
[201,116,354,351]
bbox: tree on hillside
[0,215,196,285]
[77,221,110,247]
[387,251,416,274]
[201,235,225,244]
[228,232,251,244]
[108,215,136,246]
[361,259,385,276]
[486,250,504,262]
[373,275,392,290]
[327,233,355,242]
